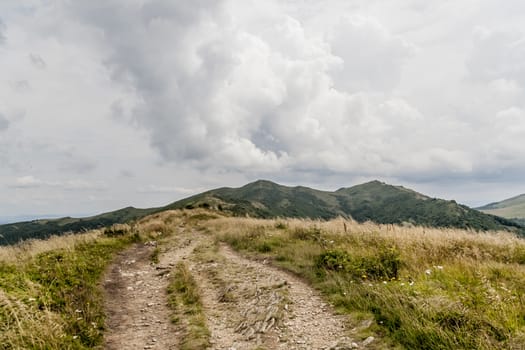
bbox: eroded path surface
[103,236,196,350]
[190,239,354,350]
[104,227,369,349]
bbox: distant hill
[0,206,159,245]
[166,180,522,233]
[476,194,525,226]
[1,180,523,245]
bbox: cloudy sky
[1,0,525,220]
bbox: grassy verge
[0,230,139,349]
[167,261,210,350]
[211,216,525,349]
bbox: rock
[362,336,375,346]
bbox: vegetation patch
[212,215,525,349]
[0,231,135,349]
[167,261,210,350]
[316,248,401,280]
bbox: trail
[190,240,355,350]
[103,237,196,350]
[103,229,372,349]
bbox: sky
[1,0,525,220]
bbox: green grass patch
[0,234,134,349]
[220,223,525,349]
[167,262,210,350]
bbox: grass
[0,229,139,349]
[167,261,210,350]
[210,216,525,349]
[150,247,160,264]
[4,207,525,349]
[0,208,191,349]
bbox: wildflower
[425,269,432,275]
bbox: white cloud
[138,185,206,195]
[13,175,47,188]
[12,176,105,191]
[328,15,415,93]
[1,0,525,217]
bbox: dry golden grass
[0,289,67,349]
[0,227,135,349]
[0,229,102,264]
[3,208,525,349]
[208,215,525,349]
[211,216,525,267]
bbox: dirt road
[103,228,371,349]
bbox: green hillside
[477,194,525,224]
[0,206,159,245]
[2,180,523,245]
[167,180,522,233]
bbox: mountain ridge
[1,179,522,245]
[477,193,525,226]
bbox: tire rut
[103,237,197,350]
[190,240,354,350]
[104,230,374,349]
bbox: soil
[103,228,374,349]
[103,237,197,350]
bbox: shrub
[290,227,322,241]
[316,248,401,280]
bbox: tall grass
[0,229,137,349]
[212,216,525,349]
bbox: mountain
[1,180,522,245]
[0,206,160,245]
[476,194,525,226]
[165,180,521,232]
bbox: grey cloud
[29,53,46,69]
[60,0,525,188]
[0,18,5,44]
[119,169,135,178]
[10,80,30,92]
[11,176,106,191]
[64,1,444,178]
[0,113,9,131]
[59,152,97,174]
[467,28,525,85]
[329,16,414,92]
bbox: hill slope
[1,180,522,245]
[477,194,525,225]
[166,180,522,232]
[0,206,159,245]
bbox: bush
[103,224,130,237]
[316,248,401,280]
[290,227,322,241]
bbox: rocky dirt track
[103,224,376,350]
